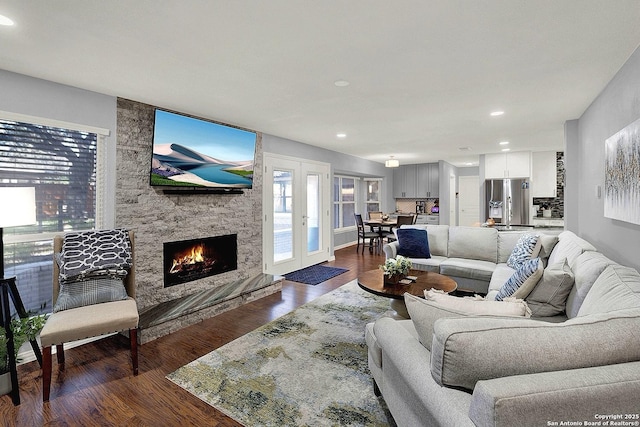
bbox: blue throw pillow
[396,228,431,258]
[496,257,543,301]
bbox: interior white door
[263,153,330,275]
[458,175,480,226]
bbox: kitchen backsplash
[533,151,565,218]
[395,198,438,214]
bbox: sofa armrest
[382,241,399,259]
[469,361,640,427]
[430,308,640,391]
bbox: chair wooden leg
[56,344,65,370]
[130,328,139,376]
[42,346,52,402]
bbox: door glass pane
[306,174,320,253]
[273,169,293,262]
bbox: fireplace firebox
[163,234,237,287]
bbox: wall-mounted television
[150,109,257,190]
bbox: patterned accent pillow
[59,229,132,283]
[507,234,541,269]
[53,277,129,312]
[496,257,543,301]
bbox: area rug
[167,280,395,426]
[283,264,349,286]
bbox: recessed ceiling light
[336,133,346,138]
[334,80,350,87]
[458,146,472,151]
[0,14,15,26]
[501,148,511,152]
[499,141,510,145]
[465,162,474,166]
[490,111,504,116]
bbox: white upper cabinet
[532,151,558,197]
[484,151,531,179]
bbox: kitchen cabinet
[417,163,439,198]
[394,163,439,198]
[484,151,531,179]
[393,165,417,198]
[415,214,439,225]
[532,151,558,197]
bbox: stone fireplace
[116,98,282,344]
[163,234,237,287]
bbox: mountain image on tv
[151,143,253,188]
[150,109,256,188]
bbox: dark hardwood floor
[1,246,386,426]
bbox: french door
[263,153,331,275]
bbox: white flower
[379,255,412,276]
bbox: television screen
[150,109,257,189]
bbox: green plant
[379,255,412,277]
[0,314,47,374]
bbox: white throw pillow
[406,291,532,351]
[424,289,532,317]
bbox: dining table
[363,218,397,253]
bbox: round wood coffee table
[357,269,457,318]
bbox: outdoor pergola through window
[0,118,100,315]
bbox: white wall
[567,45,640,272]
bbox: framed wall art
[604,117,640,225]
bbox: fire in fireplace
[163,234,237,287]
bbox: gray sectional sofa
[369,228,640,426]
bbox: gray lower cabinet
[415,214,439,225]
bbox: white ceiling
[2,1,640,166]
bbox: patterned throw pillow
[496,257,543,301]
[53,277,129,312]
[59,229,132,283]
[507,234,541,269]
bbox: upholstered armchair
[39,229,139,402]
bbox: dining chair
[39,229,139,401]
[355,214,380,254]
[386,215,415,242]
[368,211,383,220]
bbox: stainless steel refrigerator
[485,179,530,226]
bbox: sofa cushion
[365,319,417,370]
[430,308,640,391]
[448,226,498,263]
[405,293,467,350]
[526,259,574,317]
[506,234,541,269]
[486,264,516,300]
[496,258,543,301]
[439,258,496,283]
[408,255,446,273]
[565,251,617,318]
[396,228,431,258]
[537,233,559,267]
[399,224,449,257]
[577,264,640,317]
[547,230,596,269]
[405,292,530,351]
[497,231,527,264]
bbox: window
[0,116,109,315]
[333,175,357,230]
[365,179,382,215]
